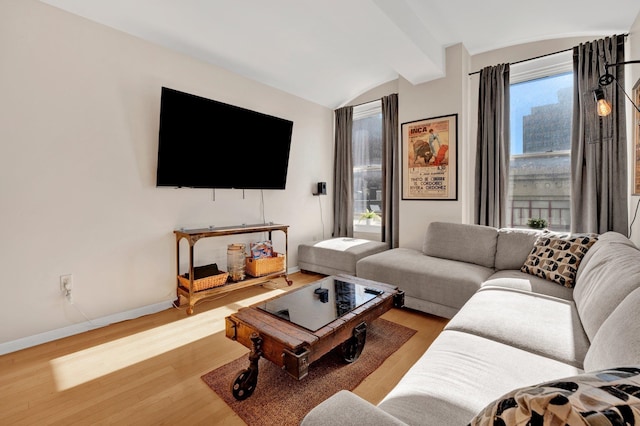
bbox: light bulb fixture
[594,87,612,116]
[596,60,640,115]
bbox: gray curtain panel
[332,106,354,237]
[475,64,510,227]
[571,35,628,235]
[381,94,399,248]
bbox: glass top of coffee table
[257,276,381,331]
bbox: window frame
[506,51,573,231]
[352,100,383,237]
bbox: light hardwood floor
[0,272,448,425]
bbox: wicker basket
[178,270,229,291]
[245,253,285,277]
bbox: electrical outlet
[60,274,73,294]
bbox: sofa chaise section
[356,247,495,318]
[298,238,388,276]
[356,222,548,318]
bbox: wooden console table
[174,223,291,315]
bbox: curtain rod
[468,33,628,76]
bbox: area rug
[201,318,416,426]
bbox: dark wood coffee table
[224,274,404,400]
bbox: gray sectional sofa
[301,222,640,425]
[356,222,574,318]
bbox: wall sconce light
[595,60,640,116]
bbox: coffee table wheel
[231,333,263,400]
[231,368,258,400]
[340,322,367,363]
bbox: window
[507,55,573,231]
[352,100,382,239]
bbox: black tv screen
[156,87,293,189]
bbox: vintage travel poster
[402,114,457,200]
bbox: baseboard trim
[0,300,174,356]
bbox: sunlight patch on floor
[49,287,286,391]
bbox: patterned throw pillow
[469,366,640,426]
[520,235,597,288]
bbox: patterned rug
[201,318,416,426]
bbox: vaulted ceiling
[39,0,640,108]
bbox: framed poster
[634,78,640,195]
[402,114,458,200]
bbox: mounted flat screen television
[156,87,293,189]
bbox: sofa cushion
[445,287,589,367]
[576,231,637,283]
[377,330,581,426]
[301,390,408,426]
[356,248,494,314]
[422,222,498,268]
[469,366,640,426]
[494,228,542,270]
[584,287,640,372]
[482,270,574,300]
[573,232,640,342]
[520,234,597,288]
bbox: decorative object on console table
[227,243,247,282]
[177,263,229,291]
[250,240,273,259]
[245,252,285,277]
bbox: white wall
[0,0,333,352]
[397,43,469,249]
[344,44,470,250]
[347,80,400,107]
